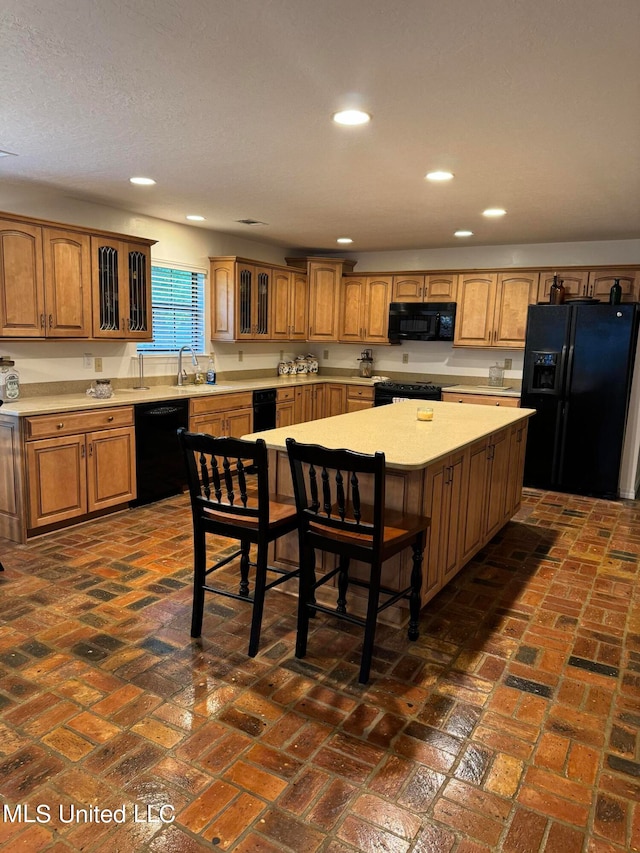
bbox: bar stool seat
[286,437,430,684]
[179,429,299,657]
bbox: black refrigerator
[521,302,639,499]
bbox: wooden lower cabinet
[422,422,528,606]
[325,383,347,417]
[345,384,375,412]
[190,392,253,437]
[423,448,466,599]
[25,408,136,530]
[442,391,520,407]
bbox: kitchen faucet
[177,346,198,386]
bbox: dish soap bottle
[205,355,216,385]
[549,274,565,304]
[609,278,622,305]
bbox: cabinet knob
[107,416,114,421]
[57,422,64,429]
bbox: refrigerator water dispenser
[531,351,560,392]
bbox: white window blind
[138,265,205,353]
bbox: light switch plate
[402,353,409,364]
[83,353,92,369]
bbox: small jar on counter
[0,358,20,401]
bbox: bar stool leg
[191,528,207,638]
[248,541,269,657]
[408,534,424,641]
[336,556,350,613]
[239,539,250,597]
[359,564,382,684]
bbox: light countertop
[0,375,377,417]
[244,399,534,470]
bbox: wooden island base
[244,400,533,625]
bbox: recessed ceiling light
[483,208,506,217]
[454,230,474,237]
[332,109,371,126]
[186,215,205,221]
[129,176,156,186]
[426,171,454,182]
[337,237,353,244]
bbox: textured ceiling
[1,0,639,252]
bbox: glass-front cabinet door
[91,237,151,339]
[236,262,270,339]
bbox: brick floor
[0,487,639,851]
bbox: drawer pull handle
[107,416,114,422]
[57,422,64,429]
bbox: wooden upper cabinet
[365,276,392,341]
[424,273,458,303]
[454,274,497,347]
[392,275,424,302]
[306,258,356,342]
[270,268,308,340]
[210,257,235,340]
[538,270,588,300]
[339,275,391,343]
[493,272,539,347]
[455,271,537,348]
[0,219,44,338]
[587,269,639,302]
[91,237,152,340]
[43,228,92,337]
[339,277,365,341]
[391,273,457,303]
[0,212,154,341]
[237,262,271,339]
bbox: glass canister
[0,358,20,401]
[86,378,113,399]
[488,363,505,387]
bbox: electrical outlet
[504,358,512,370]
[279,350,284,361]
[94,357,103,372]
[238,350,243,362]
[83,353,92,369]
[323,350,329,360]
[402,353,409,364]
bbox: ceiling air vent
[236,218,268,226]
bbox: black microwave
[388,302,456,342]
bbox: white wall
[346,240,640,272]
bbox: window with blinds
[137,265,205,353]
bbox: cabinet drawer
[277,387,296,402]
[25,406,134,439]
[190,391,253,416]
[442,392,520,408]
[346,385,375,401]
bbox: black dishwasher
[253,388,277,432]
[132,400,189,506]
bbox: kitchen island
[244,400,534,621]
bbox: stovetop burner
[374,379,443,405]
[376,380,442,392]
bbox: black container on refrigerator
[521,303,639,498]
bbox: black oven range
[374,380,443,406]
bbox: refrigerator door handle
[554,399,570,485]
[560,343,572,396]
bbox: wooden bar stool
[286,437,430,684]
[179,429,299,657]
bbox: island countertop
[245,399,535,470]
